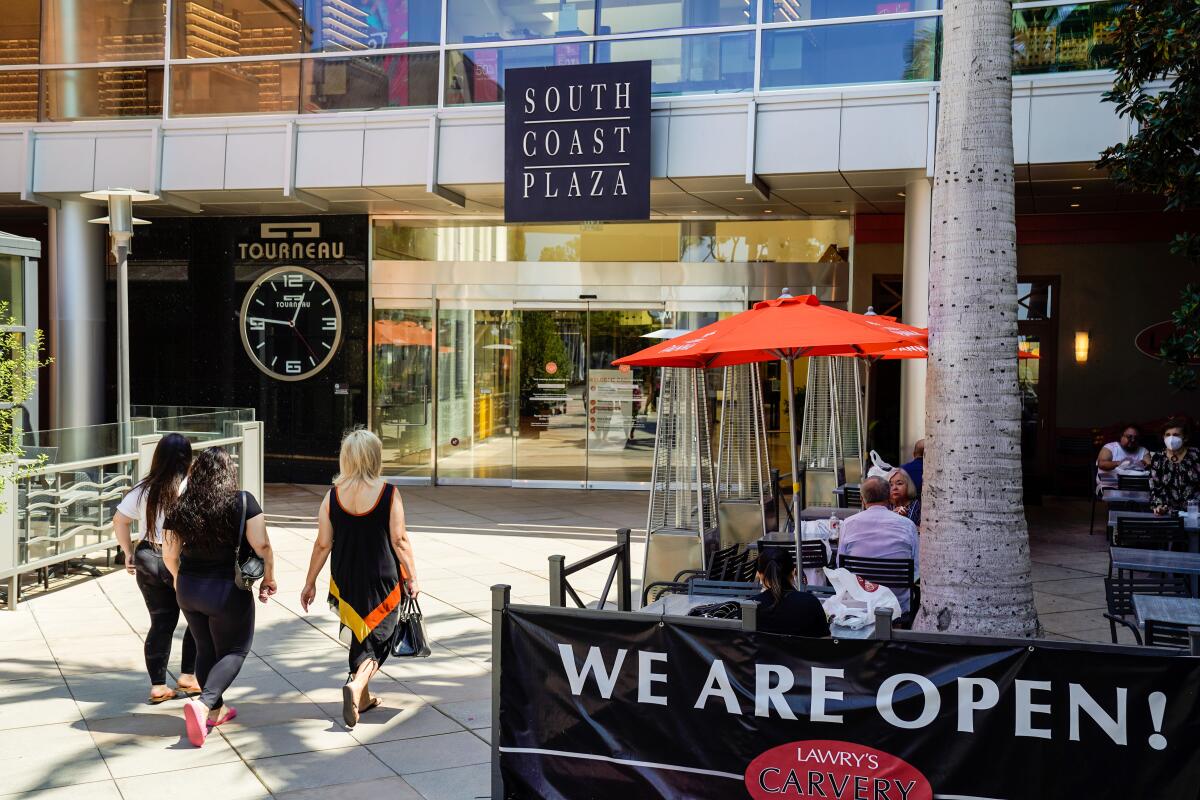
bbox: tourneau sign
[504,61,651,223]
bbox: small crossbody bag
[232,492,264,591]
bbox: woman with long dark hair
[114,433,199,703]
[750,547,830,637]
[163,448,276,747]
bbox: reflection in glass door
[587,308,664,486]
[372,304,434,478]
[437,307,517,481]
[515,309,588,484]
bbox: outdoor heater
[82,188,157,444]
[798,355,865,507]
[715,362,772,545]
[641,366,718,606]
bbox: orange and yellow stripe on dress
[328,577,403,643]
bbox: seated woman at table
[1150,418,1200,515]
[750,548,830,637]
[888,468,921,527]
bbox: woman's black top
[751,588,831,637]
[1149,448,1200,512]
[327,485,402,645]
[166,491,263,578]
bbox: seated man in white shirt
[837,476,920,615]
[1096,425,1149,494]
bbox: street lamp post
[81,188,157,444]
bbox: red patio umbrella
[614,292,927,539]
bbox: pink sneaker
[207,706,237,728]
[183,699,209,747]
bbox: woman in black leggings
[113,433,199,703]
[163,448,276,747]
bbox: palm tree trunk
[914,0,1039,636]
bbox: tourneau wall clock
[240,266,342,381]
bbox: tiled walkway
[0,486,1118,799]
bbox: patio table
[1107,511,1200,553]
[1110,546,1200,597]
[639,591,875,639]
[1101,488,1151,505]
[800,506,859,522]
[1132,594,1200,631]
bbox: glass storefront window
[0,72,39,121]
[373,305,435,478]
[372,221,686,261]
[171,60,301,115]
[0,1,37,121]
[597,31,754,95]
[0,1,40,65]
[761,17,939,88]
[1012,2,1123,75]
[447,0,594,43]
[766,0,938,23]
[445,43,591,104]
[173,0,440,58]
[598,0,754,35]
[681,219,850,262]
[42,0,165,63]
[0,254,24,324]
[43,66,163,120]
[302,53,437,111]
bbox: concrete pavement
[0,485,1120,799]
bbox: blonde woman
[888,468,921,527]
[300,429,420,728]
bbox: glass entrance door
[372,302,434,479]
[514,308,588,485]
[586,307,666,487]
[437,305,517,482]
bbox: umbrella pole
[783,356,802,553]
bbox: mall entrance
[372,301,726,488]
[369,218,852,489]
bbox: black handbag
[232,492,264,591]
[390,594,431,658]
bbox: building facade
[0,0,1190,489]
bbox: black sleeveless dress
[327,484,402,673]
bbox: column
[48,199,106,430]
[899,176,931,460]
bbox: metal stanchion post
[491,585,511,800]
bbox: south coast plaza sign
[504,61,651,223]
[497,607,1200,799]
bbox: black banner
[504,61,651,223]
[499,608,1200,799]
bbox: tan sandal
[341,684,359,728]
[148,689,176,704]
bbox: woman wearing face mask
[1149,418,1200,516]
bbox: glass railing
[4,407,263,600]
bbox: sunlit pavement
[0,486,1112,798]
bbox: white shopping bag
[865,449,894,480]
[820,567,901,629]
[798,522,833,587]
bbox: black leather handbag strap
[234,491,247,564]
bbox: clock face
[239,266,342,381]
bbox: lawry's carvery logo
[745,740,932,800]
[238,222,345,260]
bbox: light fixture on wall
[1074,331,1090,364]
